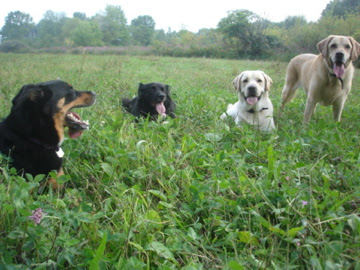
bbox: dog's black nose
[335,52,344,62]
[247,86,257,95]
[158,93,165,99]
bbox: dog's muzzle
[244,86,261,105]
[156,93,166,103]
[335,52,345,63]
[246,86,257,97]
[331,53,346,79]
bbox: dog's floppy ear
[7,84,53,137]
[262,72,273,92]
[317,36,333,58]
[138,83,144,95]
[349,37,360,61]
[12,84,34,106]
[233,72,244,91]
[11,84,52,111]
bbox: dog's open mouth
[332,61,345,78]
[245,96,259,105]
[65,111,89,139]
[156,102,167,117]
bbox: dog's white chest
[56,147,64,158]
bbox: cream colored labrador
[220,70,275,132]
[281,35,360,123]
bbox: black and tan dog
[0,80,96,190]
[122,82,176,120]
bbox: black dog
[122,82,176,120]
[0,80,96,190]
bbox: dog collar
[247,107,269,114]
[328,72,344,89]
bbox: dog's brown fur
[0,80,96,190]
[281,35,360,123]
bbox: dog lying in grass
[220,70,275,132]
[122,82,176,120]
[0,80,96,190]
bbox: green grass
[0,53,360,269]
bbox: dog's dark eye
[257,79,263,83]
[345,44,351,49]
[330,44,337,49]
[243,79,248,83]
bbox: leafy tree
[154,29,167,42]
[61,18,104,46]
[61,17,81,46]
[281,16,307,29]
[316,13,360,40]
[95,5,130,46]
[130,15,156,46]
[1,11,35,40]
[175,30,196,45]
[272,16,314,54]
[217,10,272,57]
[36,10,66,47]
[73,12,86,20]
[70,20,104,46]
[197,28,223,45]
[322,0,360,17]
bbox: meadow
[0,53,360,269]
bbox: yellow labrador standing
[220,70,275,132]
[281,35,360,123]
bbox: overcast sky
[0,0,331,32]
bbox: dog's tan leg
[332,98,346,122]
[279,81,298,120]
[281,83,299,109]
[281,64,300,109]
[39,168,64,191]
[304,98,317,124]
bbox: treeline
[0,0,359,60]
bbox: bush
[0,40,32,53]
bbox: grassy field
[0,53,360,269]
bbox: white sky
[0,0,331,32]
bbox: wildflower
[300,200,308,206]
[28,208,47,224]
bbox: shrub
[0,40,32,53]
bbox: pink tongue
[156,102,166,117]
[246,96,258,105]
[333,63,345,78]
[68,130,83,139]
